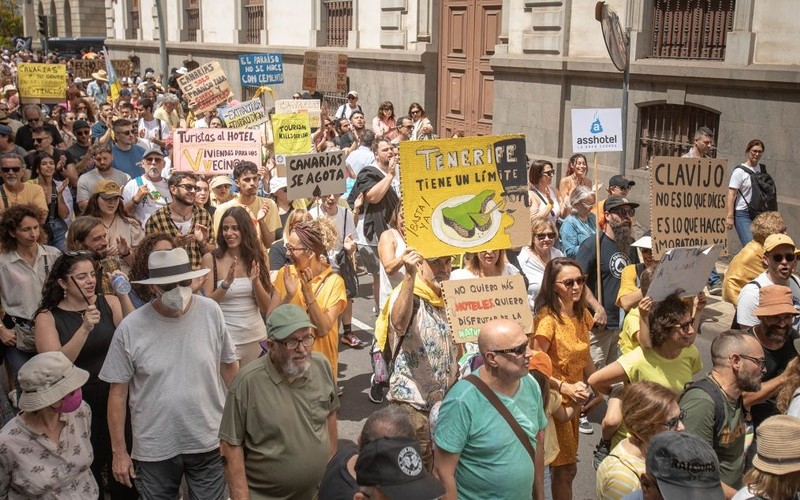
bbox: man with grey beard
[576,196,640,371]
[219,304,340,499]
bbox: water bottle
[111,275,132,295]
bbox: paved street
[339,270,736,499]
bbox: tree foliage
[0,0,23,49]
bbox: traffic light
[37,15,48,37]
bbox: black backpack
[734,164,778,219]
[680,377,739,448]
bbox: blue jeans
[734,209,754,247]
[134,449,226,500]
[708,267,722,287]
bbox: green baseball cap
[267,304,317,340]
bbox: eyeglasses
[285,245,308,253]
[491,340,529,357]
[276,334,315,350]
[116,129,135,136]
[771,253,796,263]
[661,410,686,430]
[611,208,635,217]
[672,318,695,333]
[1,166,20,173]
[556,276,587,288]
[535,232,557,241]
[32,137,47,143]
[144,156,163,163]
[749,149,764,155]
[177,184,198,192]
[75,130,91,136]
[737,353,767,369]
[541,170,555,176]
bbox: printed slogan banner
[272,113,312,155]
[399,135,530,259]
[239,53,284,87]
[275,99,321,129]
[220,99,268,129]
[286,151,346,199]
[442,275,533,344]
[302,51,347,93]
[173,128,262,175]
[647,245,724,302]
[177,61,233,114]
[17,63,67,99]
[650,156,728,257]
[571,108,623,153]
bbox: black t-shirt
[15,123,64,151]
[747,327,800,427]
[318,442,358,500]
[576,231,639,328]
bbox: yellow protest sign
[17,63,67,100]
[399,135,530,259]
[272,113,311,155]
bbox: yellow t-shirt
[213,195,281,248]
[617,307,641,355]
[615,264,639,308]
[274,265,347,378]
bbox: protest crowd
[0,45,799,500]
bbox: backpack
[734,164,778,219]
[680,377,740,448]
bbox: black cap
[609,175,635,188]
[605,196,640,212]
[355,438,445,500]
[73,119,90,130]
[647,431,724,500]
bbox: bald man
[434,320,547,500]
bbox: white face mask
[159,285,192,312]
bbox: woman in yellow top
[274,218,347,378]
[532,257,600,500]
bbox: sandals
[342,332,368,349]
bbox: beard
[610,219,634,254]
[764,323,790,345]
[282,356,311,378]
[736,369,762,393]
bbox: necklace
[101,216,116,230]
[708,372,738,402]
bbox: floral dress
[534,305,593,466]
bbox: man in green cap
[219,304,340,499]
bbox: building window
[184,0,200,42]
[324,0,352,47]
[637,103,720,169]
[128,0,139,39]
[245,0,264,44]
[650,0,735,60]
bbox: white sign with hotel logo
[571,108,623,153]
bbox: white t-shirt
[138,117,170,143]
[122,175,171,227]
[729,163,762,211]
[736,271,800,328]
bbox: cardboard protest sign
[173,128,262,175]
[17,63,67,100]
[275,99,321,128]
[72,59,102,79]
[272,113,312,155]
[399,135,530,259]
[111,60,132,78]
[571,108,623,153]
[302,51,347,93]
[220,99,268,129]
[650,156,728,257]
[647,245,724,302]
[442,275,532,343]
[286,151,346,199]
[239,53,284,87]
[177,61,233,114]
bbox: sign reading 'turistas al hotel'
[571,108,623,153]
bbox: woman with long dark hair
[201,206,277,367]
[408,102,433,140]
[34,251,136,499]
[372,101,397,140]
[82,180,143,272]
[529,159,568,227]
[533,257,598,500]
[558,153,593,200]
[28,151,70,251]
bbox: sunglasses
[1,166,20,173]
[116,130,135,136]
[144,156,163,163]
[557,276,587,288]
[491,340,529,356]
[661,410,686,430]
[75,130,91,136]
[32,137,47,143]
[771,253,797,263]
[541,170,555,176]
[535,232,557,241]
[611,208,636,217]
[177,184,199,192]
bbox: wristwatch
[220,281,231,290]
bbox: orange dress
[534,305,593,466]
